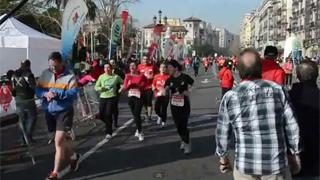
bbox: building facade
[216,28,234,48]
[291,0,320,49]
[240,13,253,49]
[243,0,319,54]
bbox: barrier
[0,83,99,165]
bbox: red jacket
[262,59,285,85]
[218,67,234,88]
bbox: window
[145,40,148,46]
[189,24,192,27]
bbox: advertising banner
[61,0,88,61]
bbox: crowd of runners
[0,44,319,180]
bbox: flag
[61,0,88,61]
[108,19,123,59]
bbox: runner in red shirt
[138,56,157,122]
[203,57,209,72]
[123,62,147,141]
[152,63,170,127]
[218,60,234,98]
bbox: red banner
[148,43,158,59]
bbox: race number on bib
[171,95,184,107]
[128,88,141,98]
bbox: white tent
[0,14,61,76]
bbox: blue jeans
[16,99,37,140]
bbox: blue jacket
[36,68,78,114]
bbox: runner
[192,56,200,77]
[137,56,157,122]
[218,60,234,98]
[203,57,209,72]
[36,52,79,180]
[123,62,147,141]
[152,63,170,127]
[165,60,194,154]
[110,59,125,128]
[95,63,123,139]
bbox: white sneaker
[138,133,144,141]
[161,122,166,128]
[134,130,139,137]
[156,116,161,125]
[184,143,192,154]
[180,141,185,150]
[105,134,112,140]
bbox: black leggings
[221,88,232,98]
[171,98,190,144]
[285,74,292,85]
[99,97,117,135]
[155,96,169,122]
[113,96,119,126]
[128,96,143,133]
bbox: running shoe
[184,143,192,154]
[138,133,144,142]
[134,130,139,137]
[180,141,185,150]
[46,171,58,180]
[105,134,112,140]
[156,116,161,125]
[70,153,80,172]
[161,122,166,128]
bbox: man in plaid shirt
[215,48,301,180]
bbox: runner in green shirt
[95,63,123,139]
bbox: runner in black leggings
[123,62,147,141]
[165,60,194,154]
[152,63,170,127]
[95,63,123,139]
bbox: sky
[123,0,262,34]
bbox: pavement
[1,66,319,180]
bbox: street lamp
[152,10,167,60]
[287,16,293,36]
[153,16,157,25]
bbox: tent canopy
[0,14,61,76]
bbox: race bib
[171,95,184,107]
[128,88,141,98]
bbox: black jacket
[289,81,320,176]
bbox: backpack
[12,71,35,100]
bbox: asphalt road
[1,66,235,180]
[1,66,319,180]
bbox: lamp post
[153,10,167,60]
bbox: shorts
[143,89,154,107]
[46,108,74,132]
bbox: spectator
[11,60,37,144]
[218,60,234,98]
[262,46,286,85]
[289,60,320,179]
[282,58,294,86]
[215,48,301,180]
[78,69,96,86]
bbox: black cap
[48,52,62,61]
[264,46,278,59]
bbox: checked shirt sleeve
[215,94,232,157]
[282,90,301,154]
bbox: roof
[143,24,187,32]
[183,16,202,22]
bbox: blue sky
[123,0,262,34]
